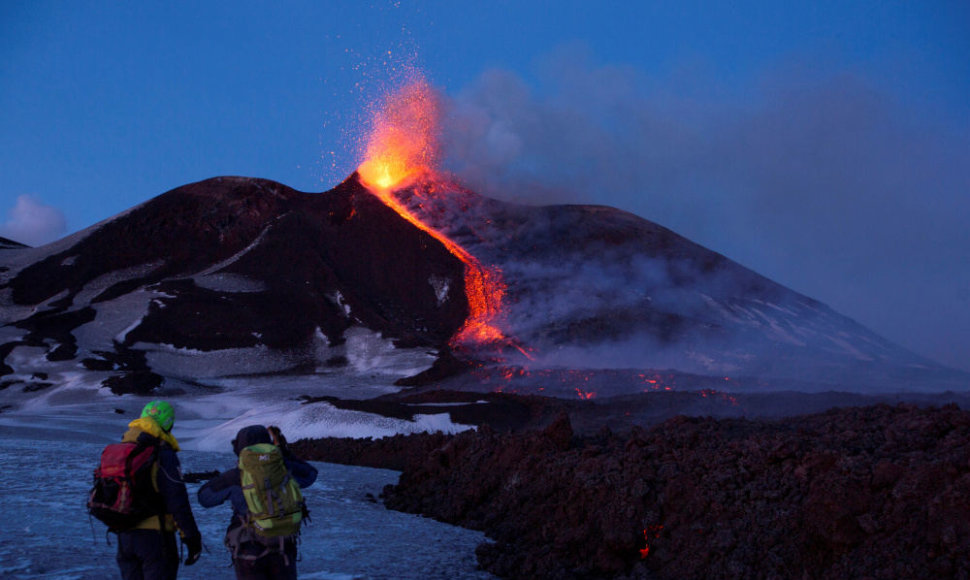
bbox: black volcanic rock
[375,403,970,579]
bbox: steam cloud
[0,194,67,247]
[438,49,970,372]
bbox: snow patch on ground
[0,289,70,325]
[311,327,340,367]
[73,288,160,349]
[4,345,52,373]
[139,342,300,378]
[129,326,436,380]
[193,272,267,293]
[429,274,452,306]
[71,261,165,307]
[0,325,26,347]
[749,307,808,347]
[0,370,115,418]
[700,294,744,324]
[827,333,876,362]
[193,221,277,277]
[329,291,352,317]
[1,359,474,456]
[185,400,473,453]
[344,327,437,377]
[760,300,800,317]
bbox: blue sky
[2,1,968,372]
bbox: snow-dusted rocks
[0,175,467,396]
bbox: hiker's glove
[203,471,231,493]
[268,425,288,451]
[185,535,202,566]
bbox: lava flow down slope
[0,78,965,399]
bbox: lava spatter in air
[357,76,524,356]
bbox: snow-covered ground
[0,347,475,453]
[0,424,494,579]
[0,352,494,579]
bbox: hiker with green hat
[141,399,175,432]
[114,400,203,578]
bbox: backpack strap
[225,516,283,563]
[132,440,166,527]
[124,440,152,479]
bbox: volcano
[0,237,27,250]
[0,173,963,398]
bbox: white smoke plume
[0,194,67,247]
[437,48,970,372]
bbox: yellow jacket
[121,417,182,532]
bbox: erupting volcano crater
[0,77,965,399]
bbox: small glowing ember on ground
[640,525,664,559]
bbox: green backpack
[238,443,304,538]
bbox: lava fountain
[357,77,515,352]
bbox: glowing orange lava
[357,77,510,349]
[640,525,664,559]
[358,79,438,191]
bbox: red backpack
[87,441,161,531]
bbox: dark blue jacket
[197,426,318,534]
[197,457,318,522]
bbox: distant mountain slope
[0,174,963,396]
[382,178,959,390]
[0,175,467,387]
[0,236,28,250]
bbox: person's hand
[202,470,230,493]
[185,535,202,566]
[267,425,288,450]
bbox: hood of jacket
[123,416,181,451]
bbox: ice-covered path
[0,430,494,579]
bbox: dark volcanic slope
[386,178,962,390]
[0,175,468,381]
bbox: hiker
[114,400,203,579]
[197,424,318,579]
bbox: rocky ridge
[296,402,970,579]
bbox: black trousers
[116,529,179,580]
